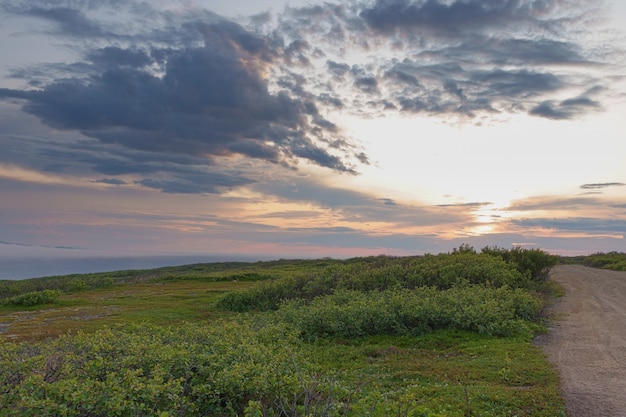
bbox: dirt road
[536,265,626,417]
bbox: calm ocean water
[0,255,264,280]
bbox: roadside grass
[305,331,564,416]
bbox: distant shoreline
[0,255,266,281]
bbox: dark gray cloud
[378,198,398,206]
[0,108,259,194]
[93,178,127,185]
[580,183,625,190]
[354,76,379,94]
[87,47,152,69]
[0,240,78,250]
[359,0,591,37]
[530,95,602,120]
[137,173,253,194]
[327,60,351,77]
[277,0,614,120]
[0,1,361,193]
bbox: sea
[0,255,266,281]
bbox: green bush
[407,252,528,289]
[65,279,89,293]
[217,251,538,313]
[0,274,116,300]
[582,252,626,271]
[278,286,541,340]
[0,321,334,417]
[3,289,62,307]
[481,246,558,281]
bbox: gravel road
[536,265,626,417]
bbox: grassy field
[0,280,249,341]
[0,249,565,416]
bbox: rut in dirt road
[537,265,626,417]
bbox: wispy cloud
[580,182,625,190]
[512,218,626,236]
[0,240,78,250]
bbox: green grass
[0,280,253,341]
[297,331,564,416]
[0,251,566,416]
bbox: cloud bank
[0,0,621,195]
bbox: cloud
[506,195,613,212]
[530,94,603,120]
[0,3,362,189]
[378,198,398,206]
[437,202,492,208]
[278,0,614,120]
[258,210,323,219]
[287,226,357,233]
[512,218,626,235]
[136,171,255,194]
[93,178,128,185]
[0,240,77,250]
[357,0,600,46]
[0,110,260,194]
[580,182,625,190]
[255,176,466,228]
[0,0,622,198]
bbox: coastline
[0,254,264,280]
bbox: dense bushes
[217,247,554,313]
[278,286,541,340]
[0,276,114,300]
[0,322,326,417]
[480,246,558,281]
[581,252,626,271]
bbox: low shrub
[582,252,626,271]
[217,250,542,313]
[0,321,334,417]
[481,246,558,281]
[3,289,62,307]
[278,286,542,340]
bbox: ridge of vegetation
[559,251,626,271]
[0,246,564,416]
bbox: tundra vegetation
[0,246,572,416]
[560,251,626,271]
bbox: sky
[0,0,625,261]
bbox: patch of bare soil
[536,265,626,417]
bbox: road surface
[537,265,626,417]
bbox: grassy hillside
[0,247,565,416]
